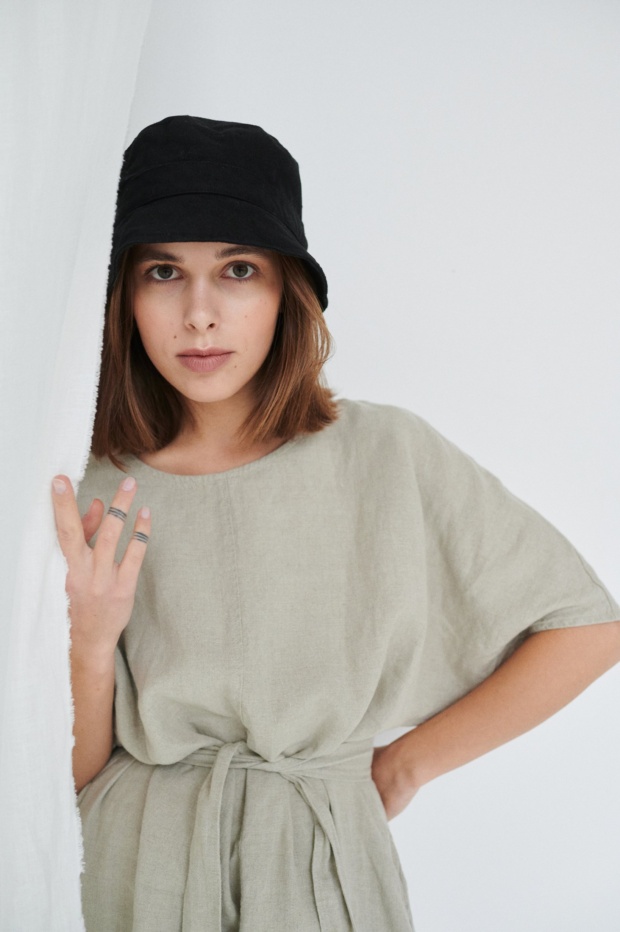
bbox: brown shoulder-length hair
[90,246,340,471]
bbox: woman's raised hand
[51,474,151,659]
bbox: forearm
[70,648,115,794]
[394,620,620,791]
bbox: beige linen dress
[75,398,620,932]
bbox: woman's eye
[147,265,178,282]
[226,262,255,281]
[143,262,256,283]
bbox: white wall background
[128,2,620,930]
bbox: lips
[178,351,233,373]
[179,347,231,357]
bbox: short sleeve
[404,409,620,670]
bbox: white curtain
[0,3,152,928]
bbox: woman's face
[131,241,283,418]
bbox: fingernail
[53,478,67,494]
[122,476,136,491]
[139,506,150,519]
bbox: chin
[184,384,249,405]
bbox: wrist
[70,642,116,676]
[391,727,437,791]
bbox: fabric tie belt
[180,738,375,932]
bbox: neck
[178,392,253,454]
[138,390,286,475]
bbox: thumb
[81,498,105,545]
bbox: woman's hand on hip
[371,739,420,821]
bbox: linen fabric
[75,398,620,931]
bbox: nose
[182,278,221,331]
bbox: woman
[51,115,620,931]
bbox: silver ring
[132,531,149,544]
[108,506,128,521]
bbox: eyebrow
[134,244,274,264]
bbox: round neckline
[122,432,306,481]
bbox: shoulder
[334,396,420,431]
[330,397,492,491]
[333,397,449,454]
[322,398,453,484]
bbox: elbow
[526,618,620,677]
[586,618,620,669]
[606,619,620,663]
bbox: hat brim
[107,192,328,311]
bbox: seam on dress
[223,477,247,721]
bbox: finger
[51,475,89,563]
[81,498,105,545]
[92,476,139,561]
[117,505,151,588]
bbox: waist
[180,736,375,783]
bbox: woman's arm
[51,473,151,794]
[372,620,620,819]
[71,649,116,794]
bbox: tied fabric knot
[180,738,375,931]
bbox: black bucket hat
[106,114,328,311]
